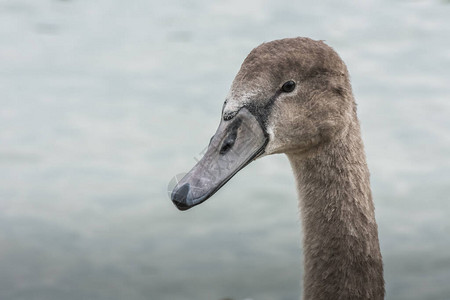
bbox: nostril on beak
[171,183,190,211]
[220,133,237,155]
[220,139,234,155]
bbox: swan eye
[281,80,296,93]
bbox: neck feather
[287,120,384,300]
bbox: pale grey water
[1,0,450,299]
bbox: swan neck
[287,123,384,300]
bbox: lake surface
[1,0,450,299]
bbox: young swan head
[171,37,354,210]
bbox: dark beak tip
[172,201,191,211]
[171,183,192,211]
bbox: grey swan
[171,37,384,300]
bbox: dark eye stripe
[281,80,296,93]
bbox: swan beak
[170,107,268,210]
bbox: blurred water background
[1,0,450,299]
